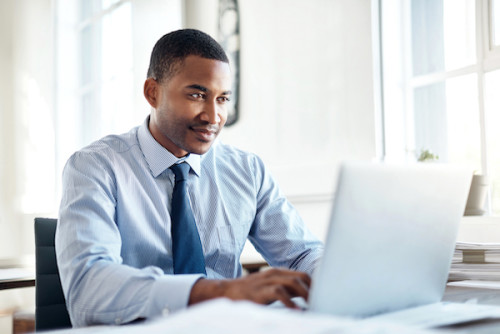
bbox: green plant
[417,149,439,162]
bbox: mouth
[190,125,219,142]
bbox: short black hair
[146,29,229,83]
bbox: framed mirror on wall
[218,0,240,126]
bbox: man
[56,29,323,327]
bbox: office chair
[34,217,72,331]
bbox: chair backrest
[34,217,72,331]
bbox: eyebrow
[187,84,208,92]
[186,84,232,96]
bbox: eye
[189,93,205,100]
[217,96,231,103]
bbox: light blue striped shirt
[56,117,323,327]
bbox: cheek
[218,107,228,125]
[158,99,190,123]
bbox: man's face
[145,55,232,157]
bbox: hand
[188,268,311,309]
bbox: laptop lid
[309,162,472,318]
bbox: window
[493,0,500,47]
[381,0,500,215]
[57,0,137,164]
[78,0,134,145]
[55,0,182,201]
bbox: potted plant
[417,149,439,162]
[416,148,489,215]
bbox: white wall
[186,0,378,241]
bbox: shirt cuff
[144,274,204,318]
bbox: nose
[200,100,221,124]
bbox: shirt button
[162,307,170,316]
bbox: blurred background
[1,0,500,330]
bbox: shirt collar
[137,116,201,177]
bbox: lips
[191,125,219,142]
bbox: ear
[144,78,159,108]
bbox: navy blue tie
[170,163,206,275]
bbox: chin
[187,143,213,155]
[182,135,217,155]
[192,147,211,155]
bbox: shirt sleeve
[56,151,203,327]
[247,156,324,275]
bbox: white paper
[448,280,500,290]
[52,299,438,334]
[456,242,500,250]
[135,299,439,334]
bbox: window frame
[380,0,500,215]
[488,0,500,54]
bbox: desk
[0,268,35,290]
[0,270,36,334]
[242,261,268,274]
[0,277,35,290]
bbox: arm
[248,156,324,274]
[56,151,202,327]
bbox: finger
[281,276,310,300]
[262,268,312,288]
[268,285,297,309]
[259,270,311,299]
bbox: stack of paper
[449,242,500,281]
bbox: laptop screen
[309,162,472,318]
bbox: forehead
[169,55,232,91]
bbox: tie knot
[170,163,190,182]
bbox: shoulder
[82,126,139,156]
[65,126,140,175]
[201,141,273,194]
[204,140,265,172]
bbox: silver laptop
[309,162,472,320]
